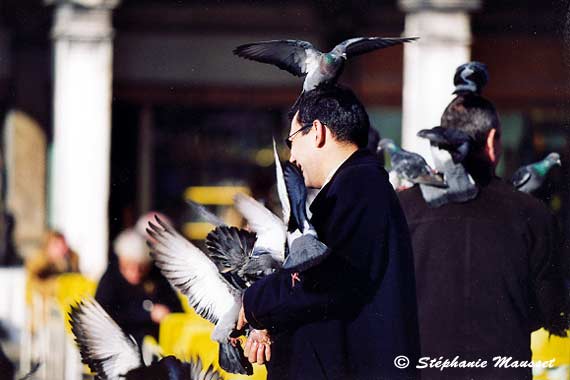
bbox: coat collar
[309,149,377,214]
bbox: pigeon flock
[67,37,562,379]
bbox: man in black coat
[398,89,569,380]
[238,86,420,380]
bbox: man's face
[119,257,151,286]
[288,112,317,188]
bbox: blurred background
[0,0,568,378]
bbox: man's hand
[150,304,171,323]
[244,329,272,364]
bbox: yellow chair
[159,312,267,380]
[531,328,570,380]
[53,273,97,333]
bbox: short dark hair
[440,94,500,151]
[288,85,370,148]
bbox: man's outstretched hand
[244,328,272,364]
[237,305,272,364]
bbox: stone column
[398,0,480,163]
[49,0,120,279]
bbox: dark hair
[288,85,370,148]
[440,93,500,151]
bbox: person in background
[95,227,183,344]
[27,230,79,281]
[398,63,569,380]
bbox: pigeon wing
[332,37,418,58]
[283,162,309,233]
[233,39,317,77]
[69,298,142,380]
[205,226,256,277]
[147,218,241,325]
[186,200,225,227]
[233,193,286,259]
[187,357,223,380]
[273,139,291,225]
[511,167,532,189]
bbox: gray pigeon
[146,141,328,375]
[147,218,252,375]
[69,298,223,380]
[234,37,418,92]
[511,152,561,193]
[453,61,489,95]
[378,138,446,188]
[417,127,478,207]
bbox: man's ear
[313,120,326,148]
[485,128,498,163]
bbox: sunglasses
[285,123,313,149]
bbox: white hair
[113,228,150,263]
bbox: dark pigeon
[453,61,489,95]
[417,126,472,164]
[511,152,561,193]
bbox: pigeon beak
[556,159,562,166]
[341,53,347,60]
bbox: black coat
[244,149,420,380]
[398,176,569,380]
[95,263,183,344]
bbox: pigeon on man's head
[234,37,418,92]
[68,298,223,380]
[511,152,562,193]
[378,138,446,188]
[453,61,489,95]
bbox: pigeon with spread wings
[234,37,417,92]
[68,298,223,380]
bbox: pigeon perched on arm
[511,152,561,193]
[68,298,223,380]
[377,138,446,188]
[233,37,418,92]
[416,126,478,207]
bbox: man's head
[440,94,501,167]
[286,85,370,188]
[114,228,151,285]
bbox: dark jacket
[398,175,569,380]
[244,149,420,380]
[95,263,183,344]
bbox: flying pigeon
[68,298,223,380]
[234,37,418,92]
[511,152,561,193]
[205,141,329,284]
[377,138,446,188]
[147,217,251,375]
[416,127,478,207]
[147,141,328,374]
[453,61,489,95]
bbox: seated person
[27,230,79,281]
[95,228,183,344]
